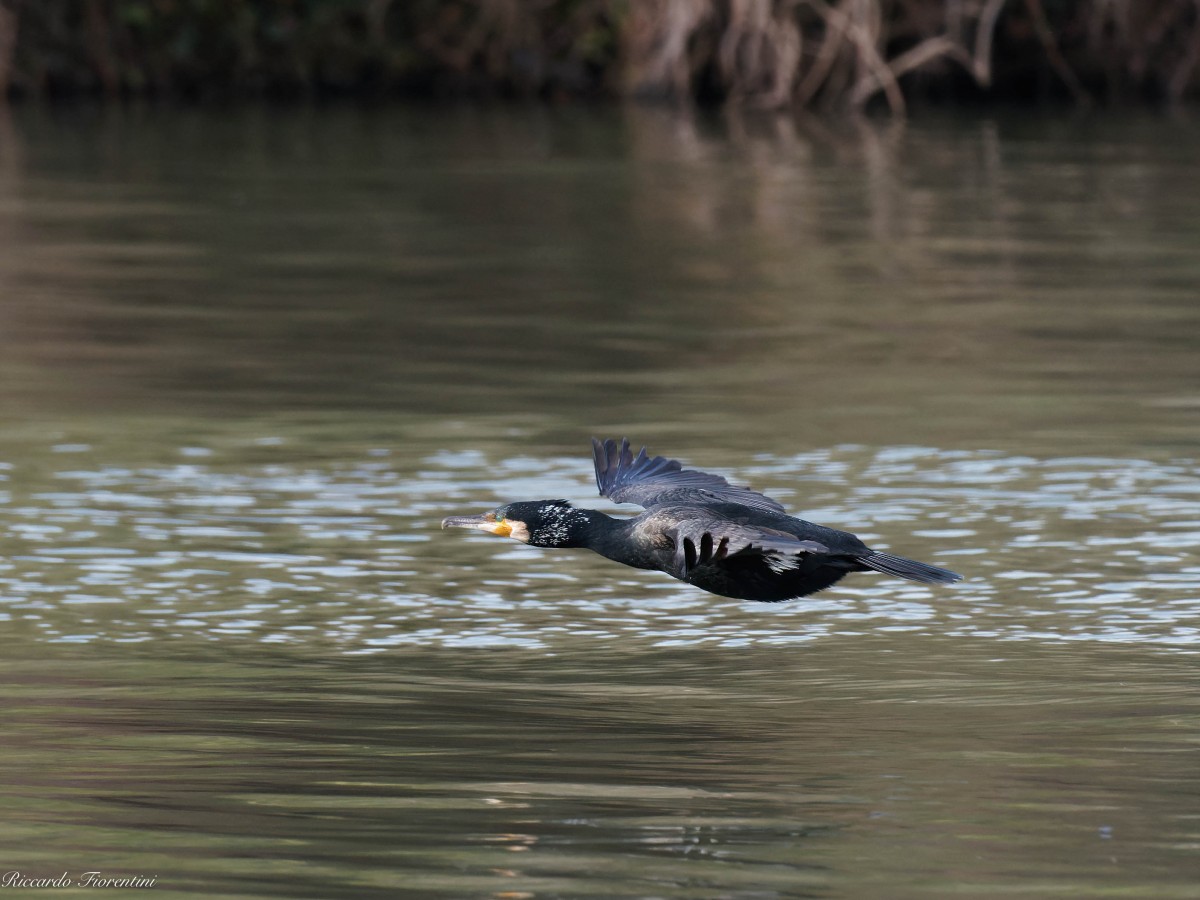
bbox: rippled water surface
[0,105,1198,897]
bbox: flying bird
[442,438,962,601]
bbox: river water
[0,104,1197,898]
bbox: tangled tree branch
[0,0,1197,108]
[1023,0,1092,104]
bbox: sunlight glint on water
[1,445,1196,651]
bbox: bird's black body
[442,439,962,602]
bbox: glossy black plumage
[442,439,963,602]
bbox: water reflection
[0,107,1196,454]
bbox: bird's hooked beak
[441,512,513,538]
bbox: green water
[0,105,1198,898]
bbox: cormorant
[441,438,962,602]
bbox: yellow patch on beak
[485,518,513,537]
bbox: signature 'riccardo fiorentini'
[2,871,158,889]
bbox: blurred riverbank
[2,1,1199,111]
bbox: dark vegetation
[1,1,1197,110]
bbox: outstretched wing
[592,437,787,513]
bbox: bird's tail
[859,551,962,585]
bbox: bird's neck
[571,510,643,566]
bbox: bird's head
[441,499,586,548]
